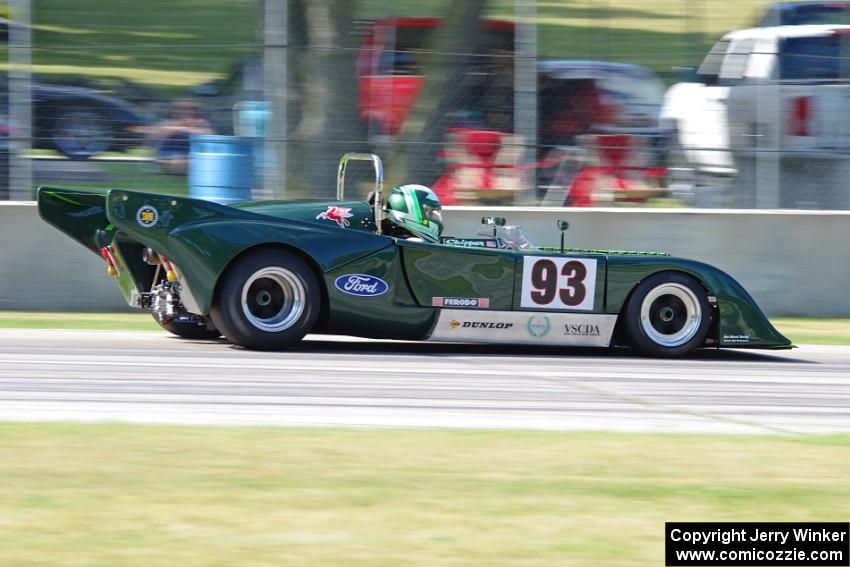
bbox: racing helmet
[385,184,443,242]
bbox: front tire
[209,250,321,350]
[623,271,711,357]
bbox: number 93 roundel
[520,256,597,311]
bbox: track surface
[1,329,849,434]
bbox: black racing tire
[154,315,221,340]
[623,271,711,358]
[209,249,321,350]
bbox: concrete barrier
[0,202,128,311]
[1,201,848,316]
[443,206,850,317]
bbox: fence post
[514,0,537,204]
[8,0,32,201]
[263,0,288,200]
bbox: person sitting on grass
[147,99,214,175]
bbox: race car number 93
[520,257,597,311]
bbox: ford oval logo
[334,274,389,297]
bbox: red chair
[433,128,528,205]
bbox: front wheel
[209,250,321,350]
[623,272,711,357]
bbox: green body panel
[103,191,392,314]
[323,246,438,340]
[234,200,377,232]
[604,256,789,348]
[36,186,791,350]
[399,240,518,310]
[38,188,110,254]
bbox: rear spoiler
[37,187,111,254]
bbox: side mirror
[481,216,506,227]
[557,219,569,253]
[482,216,506,238]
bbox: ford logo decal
[334,274,389,297]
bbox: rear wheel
[623,272,711,357]
[209,250,320,350]
[154,314,221,340]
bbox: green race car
[38,153,791,357]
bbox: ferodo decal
[334,274,389,297]
[316,206,353,228]
[521,256,597,311]
[432,297,490,309]
[136,205,159,228]
[429,310,617,347]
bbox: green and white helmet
[385,184,443,243]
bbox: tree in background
[389,0,490,186]
[287,0,368,197]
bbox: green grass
[2,0,769,96]
[773,318,850,346]
[0,424,848,566]
[1,312,848,345]
[33,161,189,196]
[25,0,259,96]
[359,0,768,73]
[0,311,159,331]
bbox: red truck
[356,17,515,136]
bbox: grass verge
[0,312,848,346]
[1,424,849,566]
[772,318,850,347]
[0,311,159,331]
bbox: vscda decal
[564,324,601,336]
[334,274,389,297]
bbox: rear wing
[37,187,110,254]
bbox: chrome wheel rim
[639,282,702,348]
[241,267,305,332]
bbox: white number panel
[520,256,597,311]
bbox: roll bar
[337,153,384,235]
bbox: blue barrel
[188,135,255,203]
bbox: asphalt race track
[1,329,849,434]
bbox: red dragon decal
[315,206,354,228]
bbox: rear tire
[155,315,221,340]
[209,249,320,350]
[623,271,711,357]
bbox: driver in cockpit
[383,184,444,243]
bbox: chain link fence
[4,0,850,210]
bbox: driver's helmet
[385,184,443,243]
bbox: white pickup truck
[663,25,850,195]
